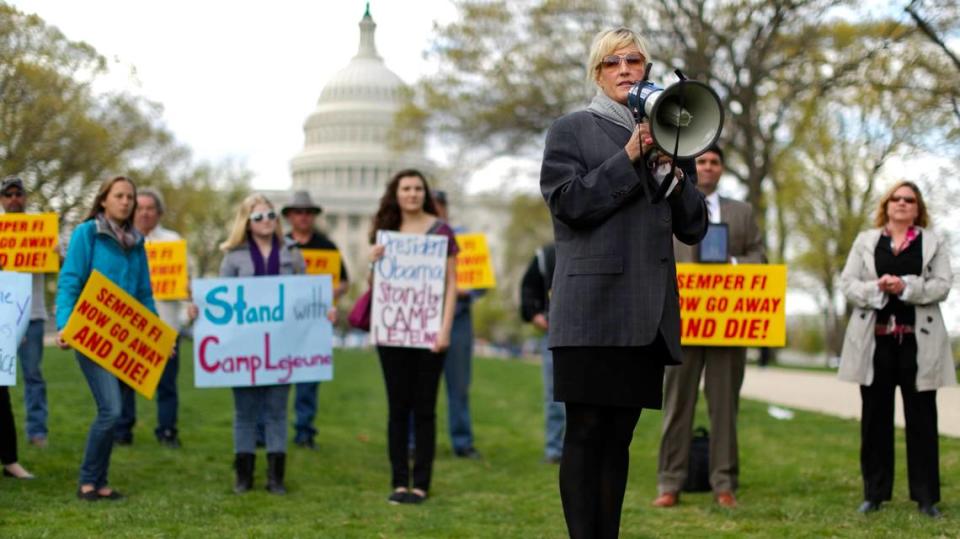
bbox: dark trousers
[377,346,445,492]
[860,335,940,505]
[560,402,642,539]
[0,387,17,465]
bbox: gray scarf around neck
[586,91,636,133]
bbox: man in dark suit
[653,145,766,509]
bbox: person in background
[1,176,50,448]
[432,190,481,459]
[1,387,34,479]
[56,175,155,501]
[839,180,954,518]
[654,145,765,509]
[368,169,458,505]
[115,188,184,448]
[520,242,564,464]
[280,190,348,449]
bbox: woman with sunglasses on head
[839,181,954,518]
[56,175,155,501]
[540,27,707,538]
[367,169,458,505]
[216,194,306,495]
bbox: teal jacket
[56,217,156,330]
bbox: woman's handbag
[348,290,371,331]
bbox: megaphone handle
[652,79,687,203]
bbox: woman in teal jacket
[56,175,156,502]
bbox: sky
[8,0,459,190]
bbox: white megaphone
[627,70,724,159]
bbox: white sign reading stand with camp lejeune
[0,271,32,386]
[371,230,448,349]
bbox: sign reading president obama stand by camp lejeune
[371,230,448,349]
[191,275,334,387]
[62,270,177,399]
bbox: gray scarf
[586,91,636,133]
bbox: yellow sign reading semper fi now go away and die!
[0,213,59,272]
[63,270,177,399]
[677,263,787,347]
[455,233,496,290]
[144,239,189,300]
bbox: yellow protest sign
[145,240,189,300]
[677,263,787,347]
[63,270,177,399]
[300,249,341,289]
[0,213,59,273]
[455,233,496,290]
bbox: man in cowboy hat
[282,190,348,449]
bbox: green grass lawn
[1,345,957,538]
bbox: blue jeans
[18,320,46,438]
[293,382,320,442]
[444,310,474,451]
[233,385,290,454]
[117,339,180,440]
[75,352,122,488]
[542,338,565,459]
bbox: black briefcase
[682,426,711,492]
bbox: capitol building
[268,6,510,293]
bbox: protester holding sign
[115,188,185,448]
[839,181,955,518]
[539,27,707,537]
[215,193,306,495]
[655,145,765,509]
[56,175,156,502]
[1,176,52,448]
[1,387,34,479]
[368,169,457,505]
[281,190,347,450]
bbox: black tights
[0,387,17,465]
[560,402,642,539]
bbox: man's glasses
[889,196,917,204]
[250,210,277,223]
[600,53,644,69]
[1,190,24,199]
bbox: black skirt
[553,336,670,409]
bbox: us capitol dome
[286,5,434,282]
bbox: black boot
[233,453,255,494]
[266,452,287,495]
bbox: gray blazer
[540,110,708,362]
[219,238,306,278]
[839,227,956,391]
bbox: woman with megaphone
[539,27,709,538]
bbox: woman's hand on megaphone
[626,123,656,163]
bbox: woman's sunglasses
[600,53,644,69]
[889,196,917,204]
[250,210,277,223]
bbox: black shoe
[857,500,882,513]
[233,453,255,494]
[918,503,942,518]
[454,447,482,459]
[98,489,125,501]
[266,452,287,495]
[77,488,99,502]
[407,490,428,504]
[156,429,181,449]
[114,435,133,446]
[388,489,408,505]
[294,438,316,450]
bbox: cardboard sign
[0,272,32,386]
[62,270,176,399]
[0,213,59,272]
[145,240,189,300]
[300,249,341,289]
[677,263,787,347]
[371,231,448,349]
[192,275,334,387]
[455,233,496,290]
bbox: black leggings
[560,402,642,539]
[0,386,18,465]
[377,346,445,492]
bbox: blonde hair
[220,193,285,252]
[586,27,650,84]
[873,181,929,228]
